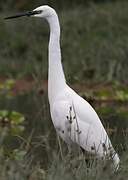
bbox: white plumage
[5,5,120,170]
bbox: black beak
[4,10,40,20]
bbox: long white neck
[47,13,66,104]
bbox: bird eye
[38,10,43,14]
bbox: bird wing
[68,89,120,168]
[68,87,113,156]
[51,90,112,157]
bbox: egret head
[5,5,56,20]
[33,5,56,19]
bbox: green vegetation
[0,0,128,179]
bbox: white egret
[5,5,120,170]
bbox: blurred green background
[1,0,128,82]
[0,0,128,179]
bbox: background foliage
[0,1,128,83]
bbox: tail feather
[112,153,120,171]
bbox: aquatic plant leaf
[0,110,9,118]
[9,111,25,125]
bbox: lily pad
[0,110,25,135]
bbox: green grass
[0,129,128,180]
